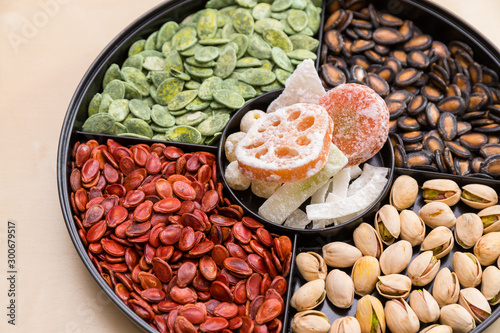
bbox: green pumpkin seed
[290,58,303,65]
[239,68,276,85]
[113,122,127,135]
[108,99,129,122]
[169,68,191,81]
[271,0,292,12]
[184,63,214,78]
[168,90,199,111]
[247,34,272,59]
[229,34,249,59]
[151,104,175,127]
[166,125,202,144]
[220,6,238,16]
[179,43,202,57]
[185,80,201,90]
[210,100,226,109]
[121,67,150,96]
[124,118,153,138]
[99,94,114,113]
[306,3,321,33]
[143,56,165,71]
[151,123,171,132]
[214,46,237,79]
[221,78,257,99]
[156,78,184,105]
[122,54,144,70]
[252,3,272,20]
[261,80,284,92]
[150,84,159,104]
[289,34,319,51]
[88,93,102,117]
[254,18,284,34]
[222,22,237,39]
[279,18,296,35]
[206,0,236,9]
[117,132,151,139]
[236,57,262,68]
[145,31,158,50]
[175,111,208,126]
[236,0,257,8]
[186,56,216,68]
[165,50,184,73]
[275,68,292,85]
[149,71,171,87]
[186,97,211,111]
[287,49,317,60]
[199,38,230,45]
[197,9,218,40]
[259,59,274,71]
[199,76,223,100]
[271,47,294,72]
[162,41,172,57]
[287,9,308,32]
[169,109,189,116]
[262,28,293,53]
[82,113,116,134]
[291,0,307,9]
[232,8,254,35]
[197,113,231,136]
[171,26,198,51]
[204,132,222,145]
[217,13,232,27]
[157,21,180,46]
[102,64,122,89]
[271,12,289,20]
[139,50,164,58]
[152,133,167,140]
[195,46,219,62]
[298,26,314,36]
[128,39,146,56]
[123,81,142,99]
[143,96,155,109]
[213,89,245,109]
[129,99,151,121]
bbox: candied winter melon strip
[258,144,348,224]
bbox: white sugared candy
[284,209,311,229]
[240,109,266,133]
[224,131,246,162]
[225,161,251,191]
[251,180,281,199]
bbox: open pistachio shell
[390,175,418,210]
[330,316,361,333]
[439,304,476,333]
[384,298,420,333]
[291,310,331,333]
[296,252,327,281]
[418,202,456,229]
[461,184,498,209]
[376,274,412,299]
[452,252,482,288]
[420,226,454,259]
[356,295,386,333]
[400,209,426,246]
[481,266,500,305]
[409,289,440,323]
[421,179,461,206]
[473,232,500,266]
[454,213,483,249]
[478,205,500,233]
[353,223,383,258]
[459,287,491,323]
[326,269,354,309]
[379,240,413,275]
[433,267,460,308]
[407,251,440,287]
[352,256,381,296]
[374,204,401,245]
[419,324,453,333]
[322,242,362,268]
[290,279,326,311]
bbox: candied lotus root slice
[236,103,333,183]
[319,83,389,166]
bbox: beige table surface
[1,0,500,331]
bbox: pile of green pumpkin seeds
[82,0,322,145]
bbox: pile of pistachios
[290,174,500,333]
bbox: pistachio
[322,242,362,268]
[390,175,419,210]
[290,279,326,311]
[421,179,461,206]
[478,205,500,233]
[407,251,440,287]
[384,298,420,333]
[376,274,412,299]
[452,252,482,288]
[461,184,498,209]
[473,231,500,266]
[374,204,401,245]
[419,324,453,333]
[454,213,483,249]
[418,202,456,229]
[379,240,413,275]
[481,266,500,305]
[399,209,426,246]
[330,316,361,333]
[432,267,460,308]
[355,295,386,333]
[326,269,354,309]
[291,310,331,333]
[439,304,476,333]
[459,287,491,323]
[420,226,454,259]
[353,223,383,258]
[296,252,327,281]
[409,289,440,323]
[352,256,381,296]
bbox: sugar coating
[284,209,311,229]
[251,180,281,199]
[225,131,246,163]
[240,109,266,133]
[225,161,251,191]
[267,59,326,113]
[236,103,333,183]
[319,83,389,166]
